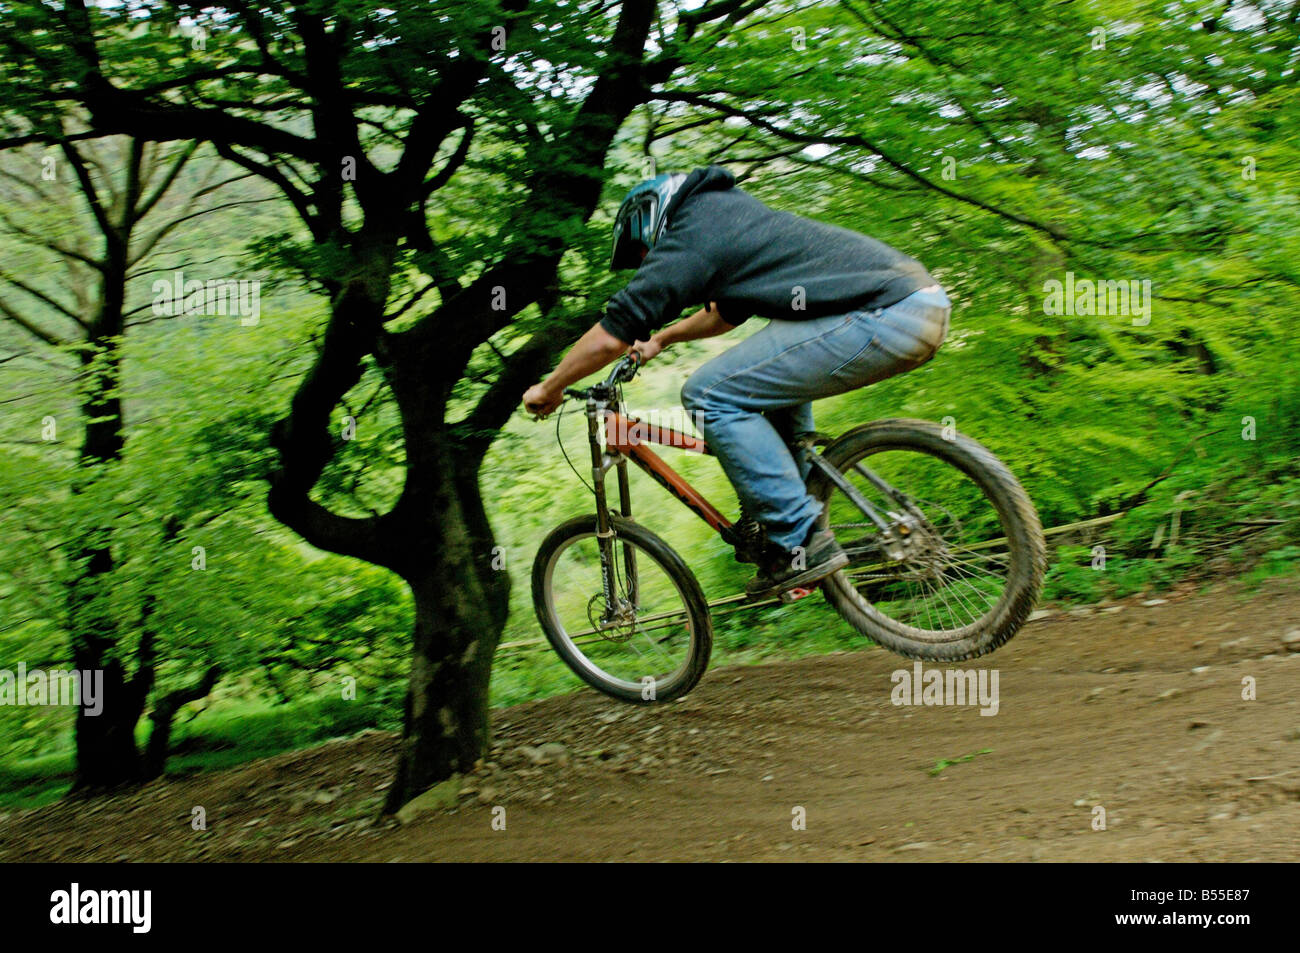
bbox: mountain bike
[531,353,1046,703]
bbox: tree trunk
[142,665,221,780]
[69,655,142,792]
[68,237,143,792]
[261,0,657,812]
[380,401,511,809]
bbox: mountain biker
[522,165,951,598]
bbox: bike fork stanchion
[586,397,622,618]
[616,458,639,609]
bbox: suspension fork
[586,400,638,619]
[615,454,639,609]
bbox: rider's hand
[629,338,662,364]
[522,381,564,418]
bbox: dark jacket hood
[662,165,736,226]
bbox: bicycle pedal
[778,586,816,604]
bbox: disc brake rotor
[586,593,636,643]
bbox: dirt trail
[3,575,1299,862]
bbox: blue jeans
[681,286,951,550]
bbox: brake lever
[617,351,643,383]
[526,398,565,422]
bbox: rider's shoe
[745,527,848,599]
[730,505,768,564]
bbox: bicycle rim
[540,527,701,697]
[820,443,1020,643]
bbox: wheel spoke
[540,524,703,697]
[819,438,1032,642]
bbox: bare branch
[0,296,71,347]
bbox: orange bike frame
[601,411,734,533]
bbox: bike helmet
[609,172,688,270]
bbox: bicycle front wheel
[531,514,713,703]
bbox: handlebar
[608,350,643,385]
[563,351,642,400]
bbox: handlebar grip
[618,352,641,383]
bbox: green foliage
[2,0,1299,801]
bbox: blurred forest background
[0,0,1297,808]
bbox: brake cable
[553,354,638,498]
[555,397,597,496]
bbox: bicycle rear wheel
[810,418,1045,661]
[532,514,712,703]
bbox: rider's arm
[652,302,737,349]
[523,304,735,416]
[524,321,626,414]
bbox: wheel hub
[587,593,636,642]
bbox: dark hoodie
[600,165,936,345]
